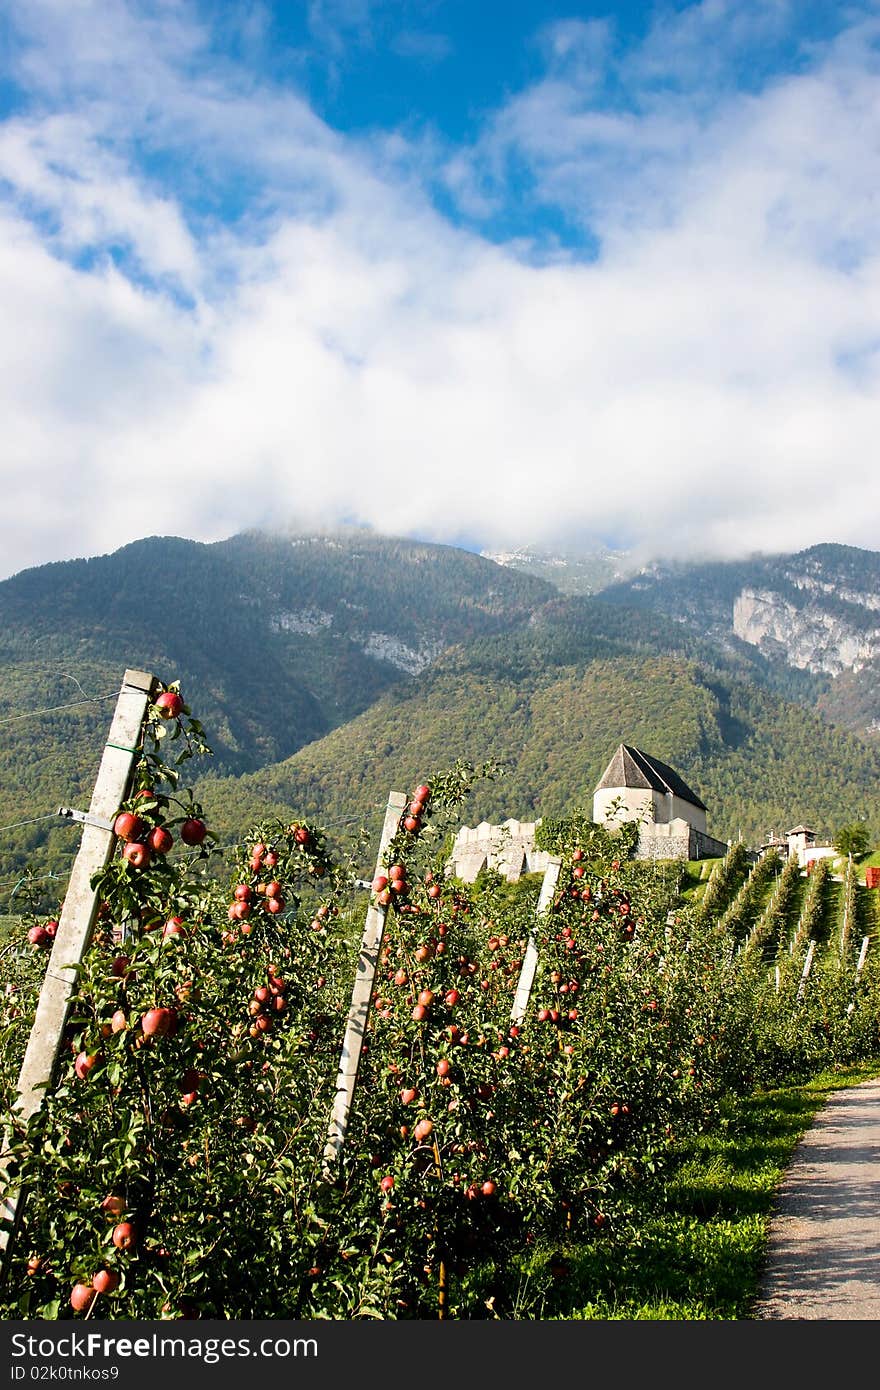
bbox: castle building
[593,744,728,862]
[447,743,727,883]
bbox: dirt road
[752,1077,880,1319]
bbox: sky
[1,0,879,581]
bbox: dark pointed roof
[594,744,707,812]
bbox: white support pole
[511,856,562,1026]
[323,790,407,1176]
[847,937,870,1016]
[796,939,816,1002]
[1,668,155,1265]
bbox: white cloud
[0,0,879,581]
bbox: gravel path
[752,1077,880,1319]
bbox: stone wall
[447,819,553,884]
[636,824,729,861]
[449,813,728,879]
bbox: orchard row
[1,687,877,1320]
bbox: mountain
[2,530,880,899]
[0,529,552,768]
[194,594,880,860]
[595,544,880,740]
[481,544,638,595]
[0,529,551,886]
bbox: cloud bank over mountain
[1,0,878,579]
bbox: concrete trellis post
[796,939,816,1002]
[323,790,407,1175]
[847,936,870,1016]
[511,856,562,1026]
[0,668,155,1268]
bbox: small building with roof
[593,744,728,861]
[760,825,837,868]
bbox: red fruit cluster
[113,792,191,873]
[27,919,57,948]
[402,782,431,836]
[373,862,409,909]
[247,966,287,1037]
[463,1179,497,1201]
[227,844,287,934]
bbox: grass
[856,848,880,882]
[678,858,721,902]
[513,1059,880,1320]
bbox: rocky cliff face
[597,543,880,740]
[732,587,880,675]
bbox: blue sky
[1,0,879,579]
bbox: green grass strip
[519,1059,880,1320]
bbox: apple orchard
[1,685,878,1319]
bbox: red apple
[148,826,174,855]
[92,1269,120,1295]
[122,841,151,870]
[141,1007,175,1038]
[70,1282,95,1313]
[155,691,183,719]
[111,1222,136,1251]
[101,1194,126,1219]
[113,812,143,842]
[380,1175,394,1193]
[180,817,207,846]
[74,1051,101,1080]
[413,1118,434,1142]
[27,925,50,947]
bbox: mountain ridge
[2,529,879,895]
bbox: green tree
[833,821,871,858]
